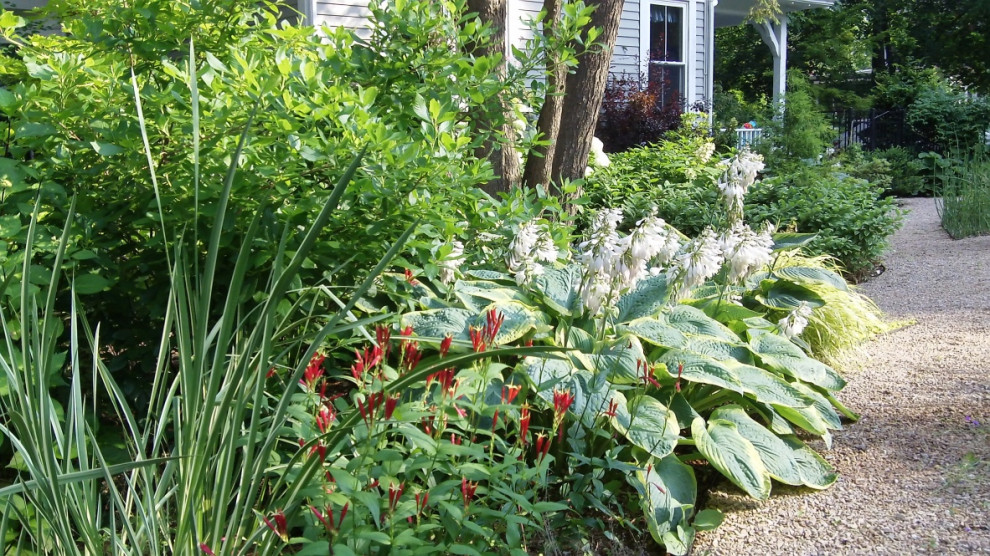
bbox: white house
[289,0,834,108]
[2,0,833,107]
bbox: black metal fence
[828,108,935,152]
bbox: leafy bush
[746,167,904,279]
[936,147,990,238]
[906,87,990,154]
[596,73,688,153]
[872,146,928,196]
[755,73,836,164]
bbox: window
[647,3,685,107]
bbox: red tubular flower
[675,362,684,392]
[402,342,422,372]
[469,327,486,353]
[439,334,453,357]
[316,405,336,433]
[310,442,327,462]
[491,409,500,431]
[376,325,392,359]
[553,388,575,420]
[415,491,430,517]
[388,482,405,513]
[483,309,505,345]
[401,325,414,337]
[461,477,478,510]
[302,353,326,389]
[603,399,619,418]
[265,367,277,379]
[519,405,531,446]
[502,384,522,404]
[358,392,384,426]
[638,359,661,389]
[312,506,332,532]
[199,544,216,556]
[404,268,419,285]
[535,432,552,462]
[450,433,461,445]
[384,393,400,420]
[263,510,288,542]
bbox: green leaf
[0,215,20,238]
[73,274,111,294]
[453,280,530,312]
[629,454,697,540]
[682,336,751,363]
[591,335,646,384]
[771,232,817,251]
[661,524,696,556]
[401,307,474,342]
[531,264,582,317]
[89,141,124,157]
[728,362,815,408]
[616,273,672,321]
[772,266,848,291]
[15,122,55,138]
[754,279,825,310]
[658,350,742,393]
[472,301,547,345]
[692,417,771,500]
[748,330,846,390]
[611,395,679,459]
[693,509,725,531]
[665,305,740,342]
[619,317,687,350]
[0,88,15,111]
[711,405,837,489]
[523,357,618,427]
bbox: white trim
[639,0,689,103]
[507,1,519,62]
[686,0,696,104]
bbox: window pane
[649,5,683,62]
[648,64,685,107]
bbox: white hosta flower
[718,149,765,221]
[580,269,615,316]
[778,302,813,339]
[672,228,724,298]
[507,218,557,286]
[438,240,465,285]
[628,212,681,265]
[719,222,774,283]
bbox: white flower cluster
[438,240,465,285]
[717,149,765,221]
[507,218,558,285]
[671,228,724,299]
[719,222,775,283]
[696,141,715,164]
[778,302,813,339]
[577,208,681,316]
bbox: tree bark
[551,0,624,185]
[522,0,564,189]
[466,0,521,196]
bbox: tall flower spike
[519,404,531,446]
[302,353,326,389]
[439,334,453,357]
[263,510,288,542]
[461,478,478,511]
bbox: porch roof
[715,0,835,28]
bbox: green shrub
[906,87,990,154]
[745,167,903,279]
[936,148,990,238]
[872,146,928,196]
[755,73,835,164]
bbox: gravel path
[692,198,990,555]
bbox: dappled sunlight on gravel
[692,198,990,555]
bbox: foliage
[755,73,835,164]
[711,86,770,152]
[869,146,928,196]
[746,166,903,279]
[905,86,990,155]
[936,147,990,239]
[595,73,688,153]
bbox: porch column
[753,14,788,107]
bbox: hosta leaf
[610,395,679,459]
[728,362,814,408]
[401,308,474,342]
[629,454,697,540]
[523,357,617,427]
[748,330,846,390]
[620,317,687,350]
[591,335,646,384]
[661,524,696,556]
[711,406,837,489]
[770,232,817,251]
[665,305,740,342]
[473,301,549,345]
[616,273,672,321]
[532,264,583,317]
[692,417,771,500]
[465,269,514,282]
[683,336,751,363]
[453,280,531,312]
[789,381,843,430]
[772,266,848,291]
[693,509,725,531]
[658,350,742,393]
[754,279,825,310]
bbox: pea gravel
[691,197,990,555]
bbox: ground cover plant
[936,147,990,239]
[0,2,892,554]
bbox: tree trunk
[466,0,521,196]
[522,0,564,189]
[551,0,624,185]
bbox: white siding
[692,0,707,106]
[611,0,641,79]
[508,0,544,54]
[312,0,371,32]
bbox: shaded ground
[692,197,990,555]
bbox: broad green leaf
[661,524,696,556]
[771,232,817,251]
[523,357,618,427]
[0,215,20,238]
[611,395,679,459]
[772,266,848,291]
[629,454,697,541]
[464,269,513,282]
[473,301,548,345]
[692,417,771,500]
[73,274,111,294]
[619,317,687,350]
[453,280,531,312]
[748,330,846,390]
[658,350,742,393]
[15,122,55,138]
[711,405,837,489]
[532,264,582,317]
[665,305,740,342]
[728,362,814,408]
[616,273,672,321]
[401,307,474,342]
[89,141,123,157]
[683,336,751,363]
[789,381,843,430]
[693,509,724,531]
[591,334,646,384]
[771,403,829,436]
[754,279,825,310]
